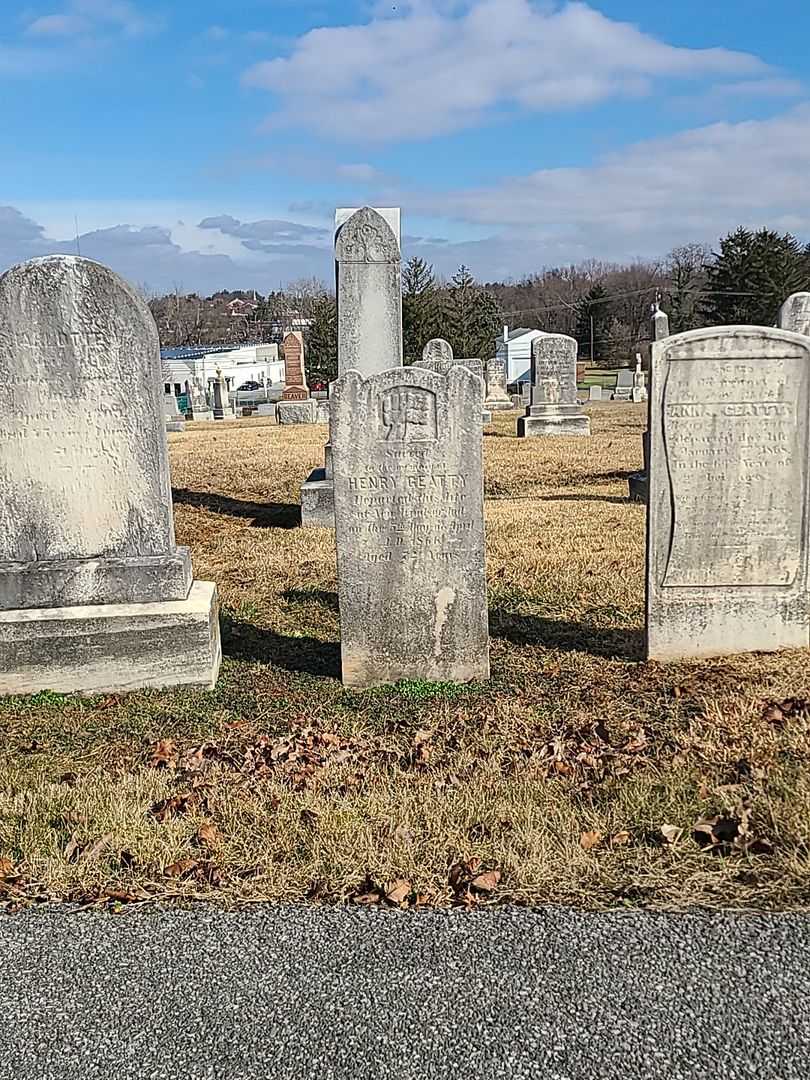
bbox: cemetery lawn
[3,402,810,912]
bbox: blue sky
[2,0,810,293]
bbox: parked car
[237,380,262,392]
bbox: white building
[495,326,546,386]
[162,343,285,403]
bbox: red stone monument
[281,332,310,401]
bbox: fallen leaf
[149,739,177,769]
[0,857,15,878]
[470,869,501,892]
[762,704,785,726]
[150,793,192,822]
[164,858,199,879]
[611,830,631,847]
[196,822,221,849]
[299,809,319,829]
[660,824,682,845]
[580,830,603,851]
[64,834,82,863]
[82,834,113,862]
[385,879,411,905]
[58,772,78,787]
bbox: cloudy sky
[2,0,809,293]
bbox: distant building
[495,326,546,385]
[227,298,259,317]
[161,342,284,401]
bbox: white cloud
[25,0,161,40]
[243,0,771,141]
[4,104,810,290]
[27,14,89,36]
[398,104,810,276]
[336,162,386,182]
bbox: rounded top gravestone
[0,255,192,610]
[422,338,454,366]
[334,207,403,377]
[335,206,400,265]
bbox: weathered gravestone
[629,305,669,502]
[164,393,185,433]
[779,293,810,336]
[589,385,603,401]
[278,331,316,424]
[332,366,489,688]
[301,207,403,527]
[484,357,512,411]
[613,368,633,401]
[335,207,403,375]
[0,255,221,695]
[517,334,590,436]
[652,302,670,342]
[187,378,212,421]
[647,325,810,660]
[212,368,231,420]
[422,338,454,366]
[414,343,488,423]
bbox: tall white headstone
[301,207,404,527]
[647,326,810,659]
[335,206,403,376]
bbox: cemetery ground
[2,403,810,913]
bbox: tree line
[149,227,810,380]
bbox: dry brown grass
[3,403,810,911]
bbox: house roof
[502,327,542,343]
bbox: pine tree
[402,257,441,362]
[701,227,810,326]
[574,283,610,364]
[305,294,337,387]
[443,265,502,359]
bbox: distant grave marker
[517,334,590,436]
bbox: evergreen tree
[574,282,610,364]
[402,257,442,363]
[305,294,338,387]
[664,243,709,335]
[701,227,810,326]
[443,265,502,359]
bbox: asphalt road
[1,905,808,1079]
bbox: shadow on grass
[221,614,341,679]
[282,588,340,612]
[536,493,631,505]
[490,609,644,661]
[173,488,300,529]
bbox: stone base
[0,547,193,612]
[485,399,513,411]
[300,468,335,528]
[0,580,221,697]
[278,399,317,425]
[517,412,591,437]
[256,403,276,418]
[628,472,648,502]
[189,409,214,422]
[166,421,185,433]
